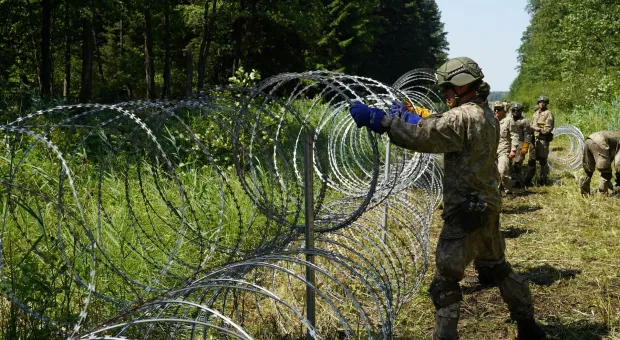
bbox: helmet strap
[454,85,477,106]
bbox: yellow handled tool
[404,100,432,117]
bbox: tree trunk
[79,15,93,102]
[94,28,107,86]
[185,46,193,97]
[202,0,217,85]
[232,0,245,75]
[161,0,171,99]
[144,9,155,100]
[119,18,133,99]
[126,82,134,99]
[197,0,210,90]
[40,0,52,97]
[63,0,71,101]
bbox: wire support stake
[304,129,316,339]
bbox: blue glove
[402,111,421,125]
[390,100,408,117]
[390,100,421,125]
[350,101,386,133]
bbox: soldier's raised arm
[381,111,464,153]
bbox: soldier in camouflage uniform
[349,57,544,340]
[511,102,532,187]
[525,96,554,186]
[494,102,519,196]
[578,130,620,195]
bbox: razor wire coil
[0,70,444,339]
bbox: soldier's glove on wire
[390,100,422,125]
[390,100,409,116]
[402,111,421,125]
[350,101,386,133]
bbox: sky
[435,0,530,92]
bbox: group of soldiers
[492,98,620,198]
[492,96,555,198]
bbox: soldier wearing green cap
[349,57,544,340]
[511,102,532,187]
[525,96,554,185]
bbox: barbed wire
[0,70,444,339]
[548,125,585,174]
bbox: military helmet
[492,102,505,111]
[512,102,524,111]
[537,95,549,104]
[436,57,484,87]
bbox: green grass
[395,180,620,340]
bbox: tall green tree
[364,0,448,83]
[511,0,620,109]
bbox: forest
[509,0,620,113]
[0,0,448,110]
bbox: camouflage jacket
[381,100,501,216]
[498,114,519,155]
[513,116,532,143]
[531,109,554,138]
[587,130,620,156]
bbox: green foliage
[560,95,620,136]
[0,0,448,107]
[510,0,620,111]
[228,66,261,88]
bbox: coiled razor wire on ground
[0,70,444,339]
[547,125,585,174]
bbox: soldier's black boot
[613,173,620,197]
[516,317,546,340]
[599,172,614,194]
[524,160,536,186]
[538,160,549,186]
[433,313,459,340]
[430,278,462,340]
[578,174,592,196]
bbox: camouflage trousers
[430,210,534,340]
[525,138,550,184]
[498,154,513,193]
[512,143,527,185]
[578,138,620,194]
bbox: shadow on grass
[518,264,581,286]
[511,189,545,197]
[541,316,609,340]
[551,146,565,152]
[501,226,532,238]
[461,281,496,294]
[501,205,542,215]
